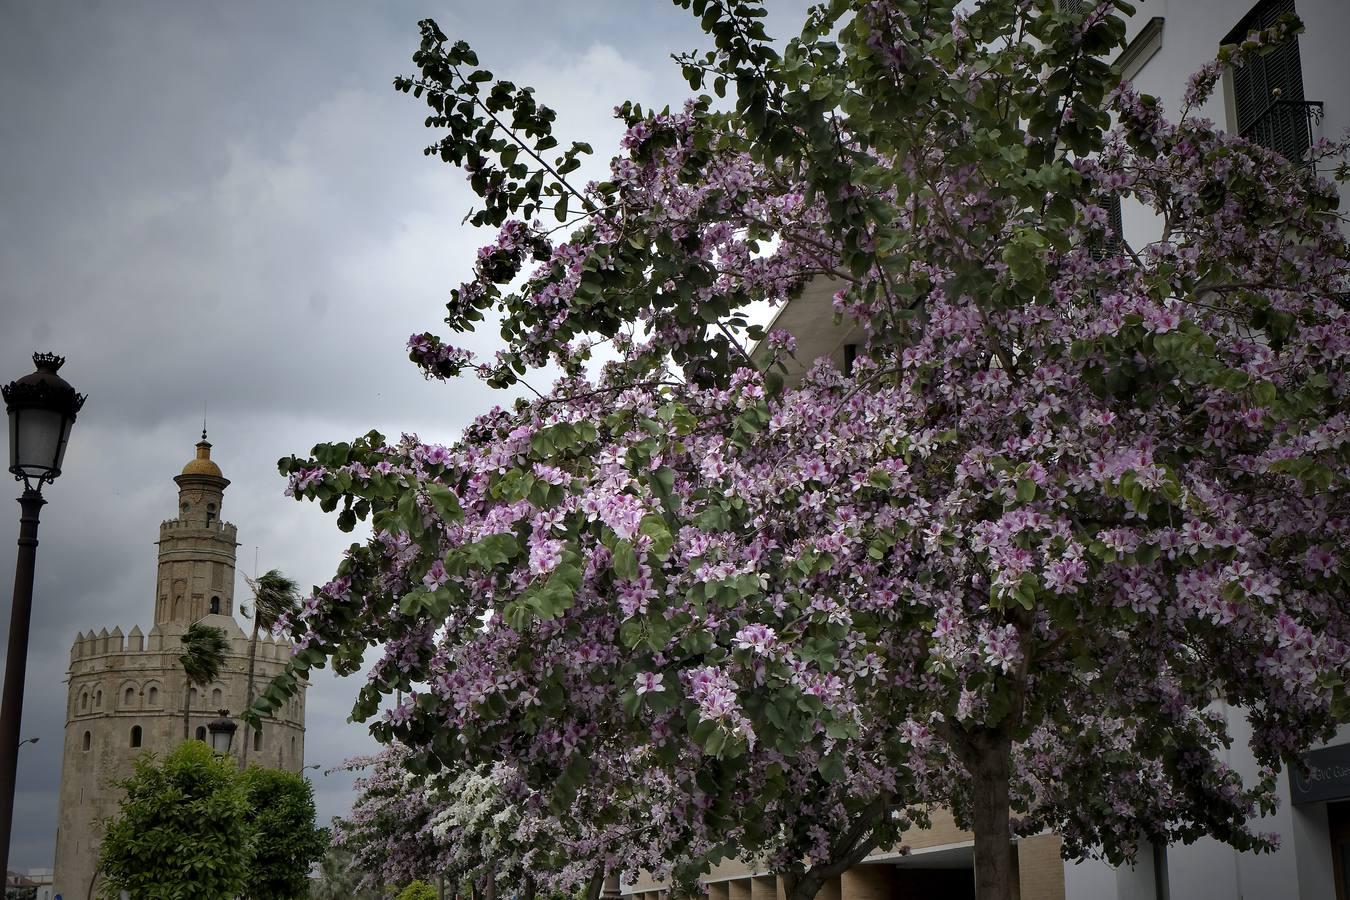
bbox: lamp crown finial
[32,352,64,373]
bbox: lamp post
[0,352,84,878]
[206,710,237,754]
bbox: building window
[210,596,220,615]
[80,692,88,712]
[195,726,207,741]
[1089,194,1125,259]
[147,685,159,706]
[206,503,216,525]
[82,731,91,752]
[211,687,223,708]
[130,726,142,748]
[123,686,136,707]
[95,689,102,708]
[1225,0,1320,163]
[254,729,263,752]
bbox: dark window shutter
[1226,0,1310,161]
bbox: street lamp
[206,710,237,754]
[17,737,37,749]
[0,352,84,880]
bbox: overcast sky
[0,0,817,873]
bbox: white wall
[1115,0,1350,252]
[1121,0,1349,161]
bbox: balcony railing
[1240,99,1325,167]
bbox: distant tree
[310,844,380,900]
[97,741,252,899]
[241,569,302,765]
[397,882,439,900]
[5,881,37,900]
[179,622,229,741]
[239,766,329,900]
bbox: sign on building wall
[1290,743,1350,805]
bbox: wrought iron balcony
[1240,99,1325,166]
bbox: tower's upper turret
[180,433,224,479]
[155,432,239,625]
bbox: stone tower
[51,436,309,899]
[156,432,238,624]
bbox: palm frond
[243,568,302,631]
[179,622,229,687]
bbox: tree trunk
[781,871,824,900]
[523,875,537,900]
[969,730,1014,900]
[584,869,605,900]
[241,615,260,768]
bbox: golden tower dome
[181,430,223,478]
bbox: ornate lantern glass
[3,353,86,489]
[206,710,237,753]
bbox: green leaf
[1016,479,1037,503]
[425,483,461,522]
[613,540,640,580]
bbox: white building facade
[1068,2,1350,896]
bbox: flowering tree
[333,749,444,891]
[257,2,1350,899]
[337,745,698,897]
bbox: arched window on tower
[210,596,220,615]
[82,731,91,752]
[95,689,102,708]
[211,687,223,708]
[253,729,263,752]
[130,726,142,748]
[206,503,216,526]
[147,685,159,706]
[123,686,135,707]
[80,692,88,712]
[195,726,207,741]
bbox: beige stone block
[751,875,776,900]
[1017,834,1065,900]
[841,864,890,900]
[902,806,973,851]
